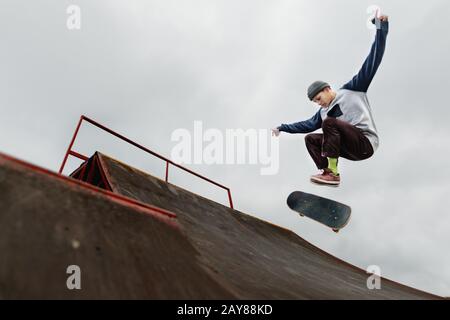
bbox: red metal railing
[59,115,234,209]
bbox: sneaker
[310,168,340,186]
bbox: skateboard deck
[287,191,351,232]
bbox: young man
[272,15,389,186]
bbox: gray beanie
[307,81,330,101]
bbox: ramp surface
[0,153,235,299]
[0,151,442,299]
[82,152,440,299]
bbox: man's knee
[305,133,321,146]
[322,117,338,129]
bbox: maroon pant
[305,117,374,169]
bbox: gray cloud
[1,0,449,296]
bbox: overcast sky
[1,0,449,297]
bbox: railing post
[227,189,234,209]
[59,116,84,174]
[165,162,169,182]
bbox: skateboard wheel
[332,229,339,233]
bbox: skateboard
[287,191,351,233]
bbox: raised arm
[278,110,322,134]
[341,16,389,92]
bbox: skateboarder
[272,15,389,186]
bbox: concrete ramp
[0,151,441,299]
[71,152,440,299]
[0,152,236,299]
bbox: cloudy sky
[1,0,449,297]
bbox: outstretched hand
[372,14,389,25]
[271,128,280,137]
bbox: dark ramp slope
[89,152,440,299]
[0,151,441,299]
[0,153,236,299]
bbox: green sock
[327,157,339,175]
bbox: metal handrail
[59,115,234,209]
